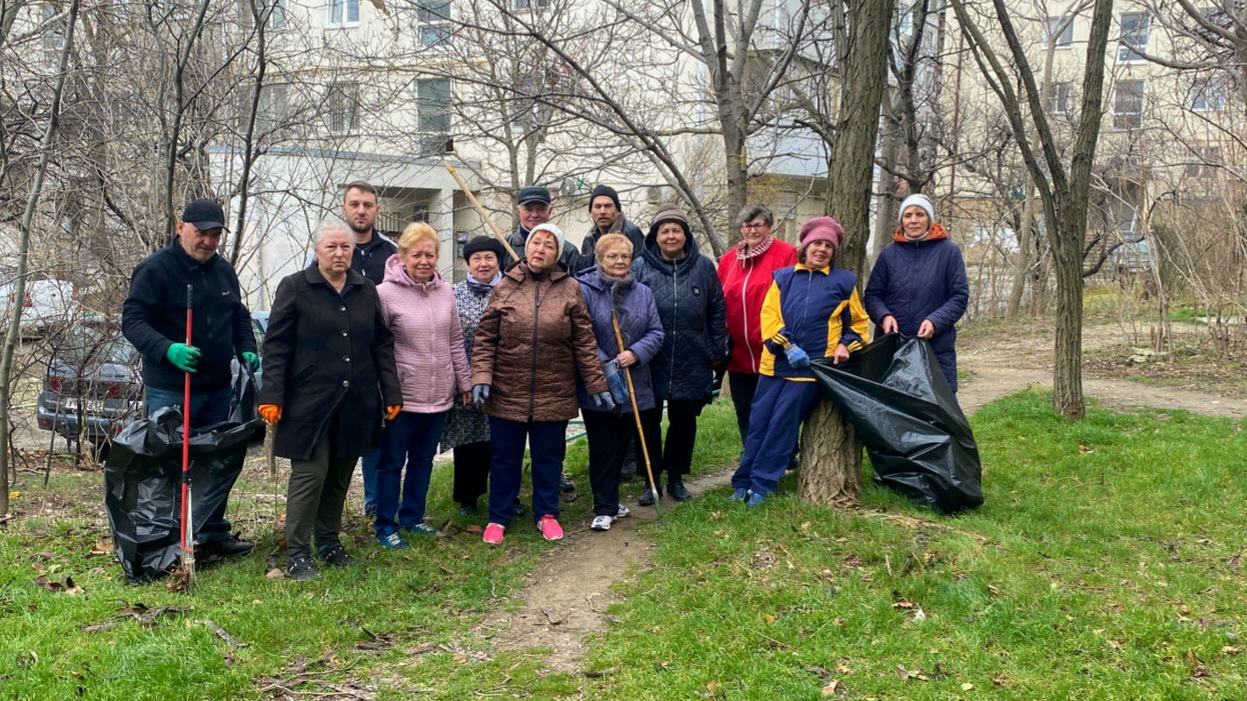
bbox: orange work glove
[258,404,282,425]
[385,405,402,421]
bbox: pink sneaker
[536,515,564,541]
[482,522,506,545]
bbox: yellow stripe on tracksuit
[758,265,870,380]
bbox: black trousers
[452,440,491,507]
[286,423,356,558]
[638,399,702,483]
[583,409,661,516]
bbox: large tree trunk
[801,0,893,505]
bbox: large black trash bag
[810,335,984,513]
[104,382,262,582]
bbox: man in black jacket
[122,198,259,557]
[500,185,584,273]
[580,184,645,271]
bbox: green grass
[581,392,1247,700]
[4,395,1246,699]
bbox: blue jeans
[374,410,449,532]
[488,417,567,527]
[145,385,234,543]
[361,448,381,511]
[732,378,821,495]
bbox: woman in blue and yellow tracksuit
[730,216,869,507]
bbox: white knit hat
[527,222,565,251]
[897,194,936,223]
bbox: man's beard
[350,220,373,235]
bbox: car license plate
[60,398,106,413]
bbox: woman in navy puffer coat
[631,203,727,503]
[864,194,970,391]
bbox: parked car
[0,277,76,337]
[36,311,269,444]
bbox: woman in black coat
[258,222,403,581]
[631,203,727,503]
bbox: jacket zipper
[669,261,678,396]
[527,277,542,420]
[739,258,757,373]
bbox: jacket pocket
[291,364,318,385]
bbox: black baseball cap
[517,186,551,206]
[180,199,228,231]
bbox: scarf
[735,235,775,262]
[466,271,501,293]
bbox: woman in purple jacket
[576,234,665,532]
[864,194,970,391]
[374,223,472,548]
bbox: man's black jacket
[122,243,257,392]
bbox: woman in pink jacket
[373,223,472,548]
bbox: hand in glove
[242,351,261,371]
[385,405,402,421]
[258,404,282,425]
[784,344,811,369]
[472,384,491,409]
[165,343,201,373]
[603,360,631,405]
[592,391,616,411]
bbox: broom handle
[442,159,520,262]
[611,313,661,516]
[180,285,195,572]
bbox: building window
[326,0,359,27]
[1112,79,1144,129]
[1117,12,1149,62]
[417,78,452,154]
[514,0,550,9]
[258,83,289,132]
[241,0,287,29]
[1185,145,1221,179]
[327,83,359,135]
[1049,81,1073,114]
[417,0,451,46]
[1044,17,1074,48]
[1189,76,1228,112]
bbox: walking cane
[179,284,196,583]
[610,312,662,517]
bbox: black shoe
[560,475,576,493]
[286,553,321,581]
[458,503,478,516]
[317,541,354,567]
[668,480,692,501]
[638,486,662,506]
[197,536,254,558]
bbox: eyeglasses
[601,253,631,262]
[741,222,769,231]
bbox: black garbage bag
[104,400,262,583]
[810,335,984,513]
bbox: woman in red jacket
[716,204,798,444]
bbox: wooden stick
[610,312,661,516]
[441,159,520,262]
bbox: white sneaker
[591,515,613,531]
[615,504,631,519]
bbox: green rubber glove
[165,343,201,373]
[242,351,260,371]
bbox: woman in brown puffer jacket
[471,223,612,545]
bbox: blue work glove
[603,360,631,405]
[472,384,490,409]
[165,343,201,372]
[784,344,811,369]
[241,351,260,371]
[592,392,616,411]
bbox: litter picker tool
[179,284,196,584]
[611,312,662,517]
[440,140,520,262]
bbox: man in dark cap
[580,185,645,271]
[499,185,585,272]
[122,198,259,558]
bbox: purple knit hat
[798,216,844,251]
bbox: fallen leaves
[88,539,111,557]
[34,575,84,595]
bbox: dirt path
[481,322,1246,677]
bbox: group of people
[121,180,967,581]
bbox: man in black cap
[122,198,260,558]
[581,185,645,270]
[499,185,585,272]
